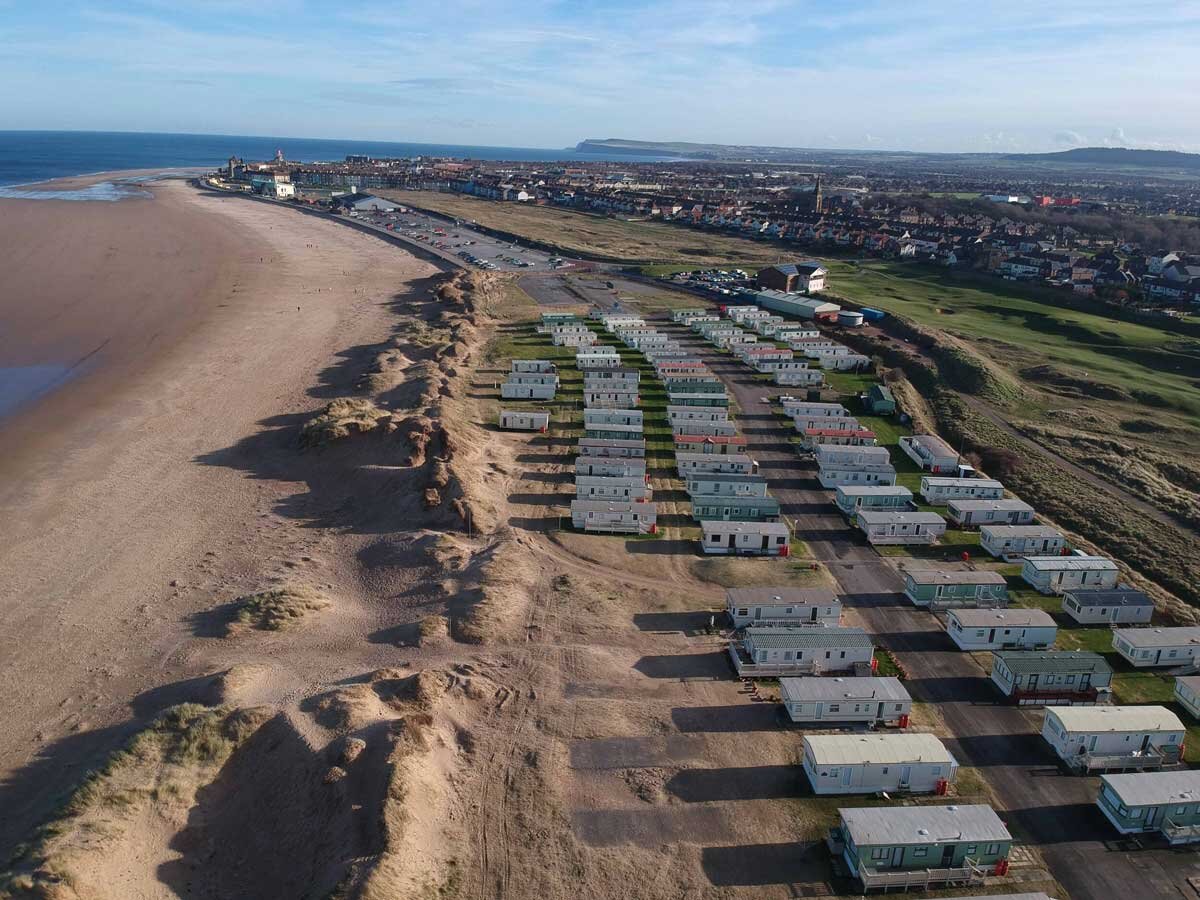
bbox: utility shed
[830,805,1012,891]
[1042,706,1184,771]
[726,587,841,628]
[1062,587,1154,625]
[1112,627,1200,668]
[1022,555,1119,594]
[1098,771,1200,843]
[835,485,913,516]
[920,477,1004,505]
[729,626,873,677]
[803,734,957,795]
[903,570,1008,609]
[990,651,1113,706]
[856,510,947,545]
[700,520,789,555]
[865,384,896,414]
[780,676,912,725]
[980,525,1065,561]
[946,499,1035,528]
[946,609,1057,651]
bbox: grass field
[385,191,789,268]
[822,259,1200,425]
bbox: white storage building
[1042,706,1184,771]
[980,525,1065,561]
[1022,555,1119,594]
[802,733,957,795]
[1112,627,1200,668]
[946,608,1057,651]
[779,676,912,725]
[726,587,841,628]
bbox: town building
[990,651,1113,706]
[856,510,947,545]
[946,608,1057,651]
[1021,555,1120,594]
[980,525,1066,561]
[1062,587,1154,626]
[569,500,656,534]
[903,570,1009,608]
[1112,627,1200,668]
[802,733,957,795]
[1041,706,1184,771]
[779,676,912,725]
[828,805,1012,892]
[728,626,873,676]
[756,262,829,294]
[726,587,841,628]
[700,520,790,555]
[498,409,550,431]
[1097,771,1200,843]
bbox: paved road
[656,317,1200,900]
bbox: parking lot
[352,205,571,274]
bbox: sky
[2,0,1199,153]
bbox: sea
[0,130,666,190]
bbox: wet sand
[0,175,440,851]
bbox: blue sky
[3,0,1199,152]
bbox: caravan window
[913,848,927,858]
[985,843,1000,855]
[870,847,887,860]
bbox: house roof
[779,675,910,704]
[980,525,1063,538]
[1102,770,1200,808]
[743,626,872,649]
[993,650,1112,676]
[1065,588,1153,608]
[949,608,1055,628]
[905,569,1008,586]
[1023,555,1118,572]
[701,519,787,536]
[856,511,946,525]
[726,587,840,608]
[947,499,1034,513]
[1048,705,1182,733]
[836,485,913,497]
[1114,626,1200,648]
[806,733,954,767]
[922,477,1004,489]
[838,804,1010,847]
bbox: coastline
[0,174,442,852]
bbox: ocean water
[0,130,666,189]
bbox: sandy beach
[0,177,443,854]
